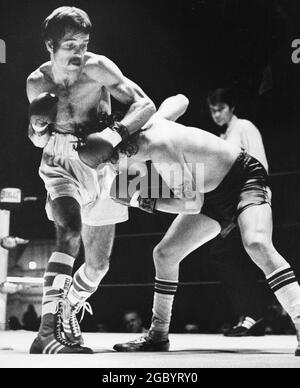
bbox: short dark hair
[123,310,141,322]
[42,6,92,48]
[207,87,236,109]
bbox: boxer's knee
[153,244,179,269]
[56,214,81,238]
[51,197,81,232]
[243,232,270,255]
[242,231,276,269]
[55,216,82,256]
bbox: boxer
[104,95,300,356]
[27,6,155,354]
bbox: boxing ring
[1,170,300,369]
[0,188,38,329]
[0,331,298,368]
[0,209,9,331]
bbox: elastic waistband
[206,151,260,197]
[214,151,247,189]
[43,132,79,159]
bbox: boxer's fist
[29,92,58,131]
[77,131,115,169]
[110,172,157,213]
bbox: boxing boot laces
[294,317,300,356]
[30,298,93,354]
[62,300,93,345]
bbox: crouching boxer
[101,95,300,356]
[26,6,155,354]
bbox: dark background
[1,0,300,332]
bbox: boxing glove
[77,131,116,169]
[110,171,157,214]
[29,92,58,133]
[77,123,129,169]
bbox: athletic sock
[67,264,106,307]
[267,265,300,322]
[39,252,74,337]
[148,278,178,342]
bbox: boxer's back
[140,118,241,193]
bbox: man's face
[49,29,89,71]
[209,103,234,126]
[124,312,142,333]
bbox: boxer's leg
[238,204,300,355]
[114,213,220,351]
[150,214,220,341]
[82,224,115,283]
[30,197,92,354]
[64,159,127,343]
[66,224,115,330]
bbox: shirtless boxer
[106,95,300,356]
[26,6,155,354]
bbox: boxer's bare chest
[42,71,109,132]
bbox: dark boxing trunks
[201,151,271,238]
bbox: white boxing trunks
[39,133,128,226]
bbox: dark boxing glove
[77,131,115,169]
[29,92,58,134]
[110,171,157,214]
[77,122,129,169]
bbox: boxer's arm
[110,142,202,214]
[154,179,203,215]
[155,193,203,215]
[142,95,189,129]
[93,56,156,135]
[26,74,51,148]
[150,146,203,215]
[27,123,50,148]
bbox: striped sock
[41,252,75,317]
[267,265,300,322]
[67,264,105,307]
[149,278,178,342]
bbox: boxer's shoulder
[27,69,42,86]
[27,63,53,100]
[141,120,174,154]
[84,53,120,79]
[27,62,52,87]
[84,52,109,68]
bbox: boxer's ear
[45,39,54,54]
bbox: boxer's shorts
[201,151,271,238]
[39,133,128,226]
